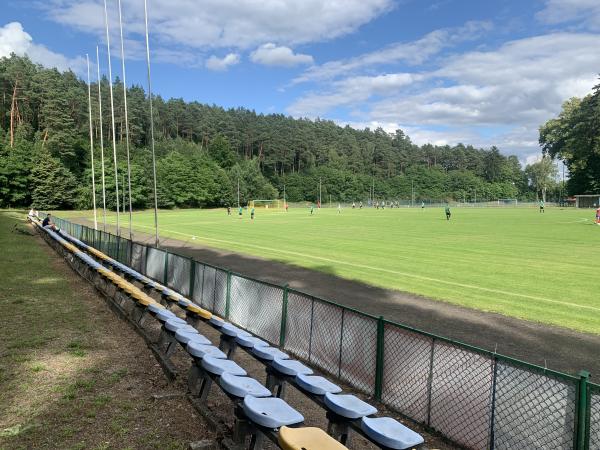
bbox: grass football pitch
[64,206,600,334]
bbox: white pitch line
[125,222,600,313]
[558,218,589,224]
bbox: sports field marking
[558,218,589,224]
[129,222,600,313]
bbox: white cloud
[0,22,85,73]
[288,31,600,162]
[293,21,493,84]
[250,43,313,67]
[44,0,393,50]
[537,0,600,30]
[288,73,421,116]
[205,53,240,71]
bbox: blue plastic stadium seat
[219,373,272,398]
[243,396,304,428]
[186,342,227,359]
[296,374,342,395]
[177,298,191,307]
[201,355,247,376]
[174,328,202,345]
[236,335,269,348]
[252,346,289,361]
[165,317,191,332]
[156,309,178,322]
[361,417,424,449]
[209,316,225,327]
[148,303,164,314]
[221,323,251,338]
[186,333,212,345]
[324,393,377,419]
[271,358,313,376]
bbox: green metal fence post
[337,309,345,378]
[189,259,196,298]
[163,251,169,286]
[576,370,590,450]
[225,271,232,319]
[279,284,289,348]
[144,245,149,275]
[374,316,385,401]
[426,337,436,426]
[489,356,499,450]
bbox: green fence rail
[50,216,594,450]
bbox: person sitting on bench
[42,213,56,230]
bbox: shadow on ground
[73,218,600,377]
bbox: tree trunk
[10,80,18,148]
[41,129,48,150]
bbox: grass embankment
[0,211,205,449]
[61,206,600,334]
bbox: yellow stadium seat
[130,291,152,304]
[278,426,348,450]
[187,304,212,320]
[63,243,78,253]
[136,297,155,307]
[121,284,138,295]
[167,293,180,302]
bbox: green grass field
[62,206,600,334]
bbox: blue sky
[1,0,600,164]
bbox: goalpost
[249,199,284,209]
[497,198,518,206]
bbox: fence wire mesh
[382,323,432,423]
[214,268,227,318]
[167,254,191,296]
[146,247,165,281]
[282,290,313,360]
[308,300,343,378]
[200,265,216,311]
[339,311,377,394]
[429,342,493,450]
[493,361,576,450]
[230,275,283,344]
[589,384,600,450]
[130,243,145,273]
[192,263,206,307]
[116,237,130,264]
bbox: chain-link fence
[229,275,283,345]
[589,383,600,450]
[492,359,577,449]
[50,217,595,450]
[167,253,191,296]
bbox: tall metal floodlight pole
[144,0,159,247]
[283,183,286,211]
[96,47,107,231]
[319,178,322,207]
[122,173,126,213]
[118,0,133,239]
[104,0,120,235]
[237,177,240,208]
[411,180,414,207]
[372,177,375,204]
[86,55,98,230]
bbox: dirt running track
[75,219,600,378]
